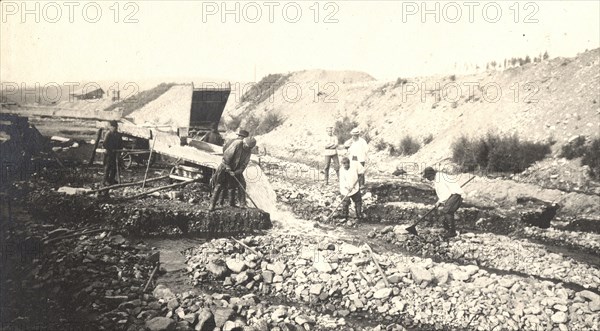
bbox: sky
[1,1,599,84]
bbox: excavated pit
[15,167,272,237]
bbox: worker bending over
[422,167,464,238]
[210,137,256,211]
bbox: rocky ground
[2,146,600,330]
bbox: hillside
[225,50,600,177]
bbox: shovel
[231,174,259,209]
[405,205,438,236]
[405,175,476,236]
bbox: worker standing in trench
[102,120,122,186]
[209,136,257,211]
[422,167,464,238]
[344,127,368,190]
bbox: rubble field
[2,119,600,331]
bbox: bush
[560,136,587,159]
[374,139,388,151]
[393,78,408,88]
[452,132,551,173]
[423,134,434,145]
[256,112,284,135]
[240,74,290,107]
[226,114,243,131]
[334,116,359,144]
[398,135,421,156]
[581,138,600,180]
[243,114,261,134]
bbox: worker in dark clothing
[209,137,257,211]
[200,122,224,146]
[223,129,249,152]
[217,129,249,206]
[103,120,122,185]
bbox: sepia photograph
[1,1,599,330]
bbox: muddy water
[142,237,206,293]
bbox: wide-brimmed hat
[237,129,249,138]
[422,167,436,178]
[351,128,360,135]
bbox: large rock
[313,260,333,273]
[268,261,286,275]
[226,258,247,273]
[146,317,176,331]
[195,308,215,331]
[410,266,433,284]
[551,311,568,324]
[213,307,235,328]
[153,284,176,301]
[206,260,229,279]
[431,267,449,285]
[373,288,392,299]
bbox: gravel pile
[184,235,600,331]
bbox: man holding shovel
[422,167,464,238]
[209,136,256,211]
[339,157,363,220]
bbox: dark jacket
[103,130,122,152]
[223,140,252,175]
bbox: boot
[229,189,237,207]
[209,185,222,211]
[341,201,349,219]
[355,201,363,220]
[238,189,247,208]
[219,188,227,206]
[443,214,457,238]
[324,172,329,185]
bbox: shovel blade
[406,225,418,236]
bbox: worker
[322,126,339,185]
[339,157,363,220]
[422,167,464,238]
[223,129,249,152]
[344,127,368,188]
[102,120,122,186]
[210,136,257,211]
[200,122,224,146]
[217,129,249,206]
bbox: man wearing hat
[344,127,369,187]
[210,136,257,211]
[102,120,122,186]
[223,129,249,152]
[422,167,464,238]
[322,126,339,185]
[216,129,250,206]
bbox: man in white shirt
[423,167,464,238]
[322,126,339,185]
[339,157,363,220]
[344,127,368,187]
